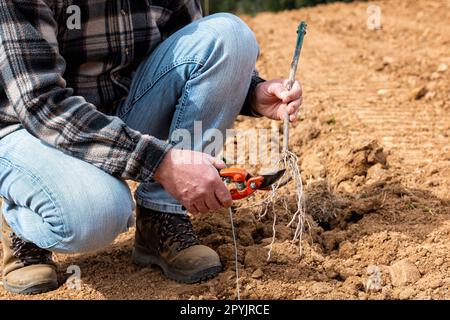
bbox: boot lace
[9,233,52,266]
[158,214,200,252]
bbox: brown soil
[1,0,449,300]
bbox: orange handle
[220,168,266,200]
[219,168,248,182]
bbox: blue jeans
[0,14,258,253]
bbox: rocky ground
[1,0,449,300]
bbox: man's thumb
[209,156,227,169]
[269,83,288,101]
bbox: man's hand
[252,79,302,122]
[154,149,232,215]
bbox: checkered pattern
[0,0,205,182]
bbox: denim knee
[2,174,134,254]
[0,129,135,254]
[54,182,135,253]
[203,13,259,66]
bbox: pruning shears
[219,168,286,200]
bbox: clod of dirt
[333,140,388,185]
[298,123,321,143]
[321,230,348,252]
[342,276,365,294]
[251,268,264,279]
[412,86,429,100]
[375,56,393,71]
[244,246,269,268]
[399,287,416,300]
[217,243,245,266]
[430,72,441,81]
[366,163,389,184]
[310,282,333,295]
[389,259,421,287]
[338,241,356,258]
[437,63,448,73]
[301,152,326,179]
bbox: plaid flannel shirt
[0,0,260,183]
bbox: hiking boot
[1,215,58,294]
[132,206,222,283]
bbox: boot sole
[3,279,59,295]
[132,248,222,284]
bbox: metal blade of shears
[259,169,286,189]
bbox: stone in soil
[389,259,421,287]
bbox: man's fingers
[283,80,302,103]
[212,165,233,208]
[189,204,200,216]
[268,82,287,100]
[289,113,298,122]
[288,100,301,113]
[215,187,233,208]
[279,103,296,117]
[215,176,233,208]
[285,99,302,122]
[270,80,302,104]
[195,201,209,214]
[205,194,222,212]
[209,155,227,170]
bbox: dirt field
[1,0,449,300]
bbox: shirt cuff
[127,134,173,183]
[240,71,265,117]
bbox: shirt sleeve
[0,0,171,183]
[240,71,265,117]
